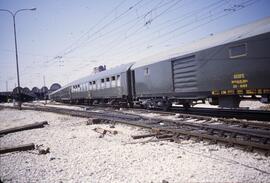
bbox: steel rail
[2,105,270,154]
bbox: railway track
[1,104,270,155]
[26,101,270,121]
[170,106,270,122]
[20,102,270,130]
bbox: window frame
[229,43,247,59]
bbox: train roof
[68,62,134,85]
[50,62,134,95]
[132,16,270,69]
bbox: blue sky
[0,0,270,91]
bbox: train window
[111,76,116,87]
[144,68,150,76]
[117,75,121,87]
[89,82,92,91]
[106,77,110,88]
[92,81,96,90]
[229,43,247,58]
[101,79,105,89]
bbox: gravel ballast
[0,108,269,182]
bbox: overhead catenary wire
[57,0,180,60]
[51,0,129,58]
[42,0,181,69]
[90,0,229,59]
[92,0,185,58]
[89,0,258,62]
[41,0,258,80]
[83,0,232,60]
[32,0,149,84]
[60,0,146,58]
[69,0,229,61]
[73,0,228,59]
[41,0,146,67]
[66,0,172,53]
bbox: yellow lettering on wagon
[231,73,248,89]
[240,84,248,88]
[233,73,245,79]
[236,90,244,94]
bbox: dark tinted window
[229,44,247,58]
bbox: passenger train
[50,17,270,109]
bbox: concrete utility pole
[0,8,36,110]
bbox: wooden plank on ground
[131,133,158,139]
[0,121,48,136]
[0,143,35,154]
